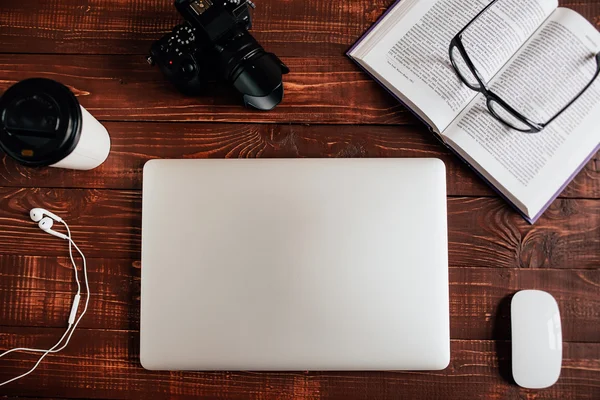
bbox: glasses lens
[451,45,481,90]
[488,99,533,132]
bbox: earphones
[30,207,62,223]
[38,217,69,240]
[30,208,68,240]
[0,208,90,387]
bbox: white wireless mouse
[511,290,562,389]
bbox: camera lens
[214,28,262,80]
[231,53,289,111]
[211,29,288,110]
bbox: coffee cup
[0,78,111,170]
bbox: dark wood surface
[0,0,598,399]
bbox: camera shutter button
[181,61,196,77]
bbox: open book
[348,0,600,223]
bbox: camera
[148,0,289,111]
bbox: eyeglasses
[449,0,600,133]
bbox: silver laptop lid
[141,159,449,371]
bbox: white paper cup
[0,78,111,170]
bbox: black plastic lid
[0,78,82,167]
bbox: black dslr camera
[148,0,289,111]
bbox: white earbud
[38,217,69,240]
[30,208,63,223]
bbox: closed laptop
[141,158,449,371]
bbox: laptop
[140,158,449,371]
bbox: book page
[355,0,557,131]
[444,8,600,218]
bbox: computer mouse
[511,290,562,389]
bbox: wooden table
[0,0,598,399]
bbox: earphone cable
[0,218,90,386]
[0,222,80,358]
[50,229,90,353]
[64,223,82,297]
[0,324,71,387]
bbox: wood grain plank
[0,0,598,56]
[0,54,408,125]
[0,188,598,267]
[0,121,488,195]
[0,398,71,400]
[0,331,598,400]
[0,122,597,199]
[0,188,142,258]
[0,0,391,56]
[0,256,138,333]
[0,255,598,342]
[448,197,600,269]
